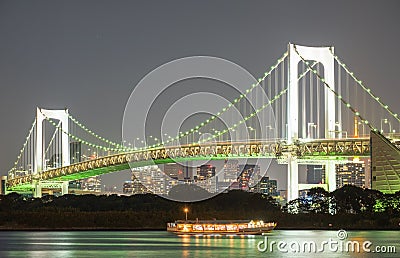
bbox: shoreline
[0,226,399,231]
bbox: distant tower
[223,160,239,183]
[354,115,359,137]
[336,160,366,188]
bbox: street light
[380,119,392,134]
[328,130,348,139]
[212,129,221,142]
[266,125,274,140]
[193,131,201,144]
[247,126,256,141]
[162,133,169,144]
[179,132,189,145]
[307,123,317,139]
[184,207,188,221]
[133,137,140,150]
[230,129,236,142]
[334,122,342,138]
[146,135,153,148]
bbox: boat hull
[167,220,276,235]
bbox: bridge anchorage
[5,43,400,201]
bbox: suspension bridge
[5,43,400,201]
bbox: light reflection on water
[0,230,398,258]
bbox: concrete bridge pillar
[287,156,299,202]
[33,181,42,198]
[325,161,337,192]
[61,181,69,195]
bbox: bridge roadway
[6,137,370,191]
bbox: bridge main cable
[143,51,289,149]
[329,49,400,124]
[194,61,319,143]
[293,44,377,132]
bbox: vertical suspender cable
[56,123,58,167]
[346,71,350,134]
[22,137,25,173]
[58,126,60,167]
[302,62,306,138]
[337,62,342,136]
[268,72,272,139]
[33,124,36,173]
[261,74,265,139]
[268,70,272,102]
[310,63,314,126]
[282,59,287,139]
[362,80,366,132]
[43,121,46,171]
[316,63,320,139]
[354,75,358,135]
[274,65,278,136]
[32,124,35,173]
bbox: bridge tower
[286,43,337,201]
[33,108,70,197]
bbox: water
[0,230,398,257]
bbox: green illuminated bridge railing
[6,137,370,190]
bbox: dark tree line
[0,190,280,229]
[0,186,399,230]
[285,185,400,215]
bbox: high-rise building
[223,160,239,183]
[69,176,101,194]
[197,164,216,180]
[307,165,325,184]
[336,160,365,188]
[164,163,185,180]
[131,174,149,194]
[132,166,165,194]
[122,181,133,194]
[82,176,102,192]
[237,164,260,191]
[68,180,82,192]
[252,176,278,196]
[196,164,217,193]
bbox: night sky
[1,1,399,189]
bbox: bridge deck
[6,138,371,190]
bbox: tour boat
[167,219,276,235]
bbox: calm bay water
[0,230,398,257]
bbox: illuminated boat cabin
[167,219,276,235]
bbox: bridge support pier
[287,157,299,201]
[61,181,69,195]
[31,181,69,198]
[33,181,42,198]
[325,161,337,192]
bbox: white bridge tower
[33,108,70,197]
[286,43,337,201]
